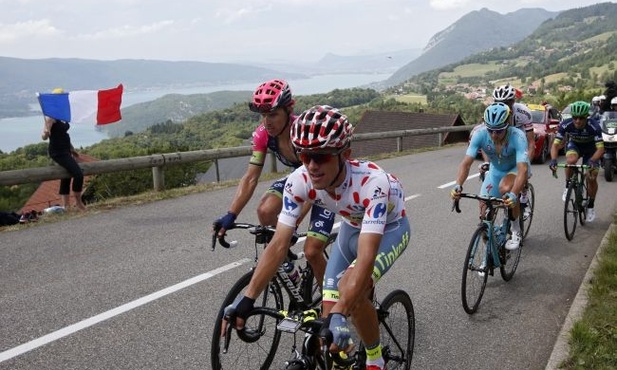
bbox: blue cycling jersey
[466,126,529,171]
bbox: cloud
[0,20,60,43]
[75,20,175,40]
[429,0,473,10]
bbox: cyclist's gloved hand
[588,159,600,169]
[223,295,255,328]
[450,184,462,199]
[503,191,518,208]
[549,159,558,172]
[326,313,352,351]
[478,162,490,173]
[213,211,237,235]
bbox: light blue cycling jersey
[466,126,529,172]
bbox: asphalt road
[1,144,615,370]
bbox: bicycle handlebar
[211,222,303,260]
[240,307,356,368]
[551,163,591,179]
[451,192,506,214]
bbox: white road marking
[1,192,424,363]
[0,259,252,363]
[438,173,480,189]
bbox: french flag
[37,84,123,125]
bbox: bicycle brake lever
[452,199,461,213]
[223,318,233,354]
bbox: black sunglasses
[297,148,345,165]
[487,127,507,134]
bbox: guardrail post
[438,133,443,147]
[397,137,402,152]
[152,166,165,191]
[214,159,220,182]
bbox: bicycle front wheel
[211,270,284,370]
[563,184,578,241]
[521,182,535,239]
[461,225,489,314]
[379,289,415,370]
[577,182,589,226]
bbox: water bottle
[282,261,301,286]
[519,190,528,204]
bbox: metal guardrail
[0,125,472,188]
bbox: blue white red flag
[37,84,123,125]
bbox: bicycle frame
[454,193,522,314]
[213,222,317,310]
[554,163,590,240]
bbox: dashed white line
[438,173,480,189]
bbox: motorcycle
[600,111,617,181]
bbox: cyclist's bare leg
[564,153,579,181]
[499,173,520,219]
[256,192,282,226]
[586,169,599,198]
[322,272,380,352]
[304,237,327,288]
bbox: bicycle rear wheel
[211,271,284,370]
[563,184,578,241]
[461,225,489,314]
[521,182,535,239]
[379,289,415,370]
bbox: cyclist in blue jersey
[549,101,604,222]
[213,79,334,286]
[222,105,410,370]
[451,102,529,250]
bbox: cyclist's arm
[590,145,605,163]
[550,138,563,161]
[455,155,475,187]
[244,223,296,299]
[333,232,381,316]
[227,163,263,216]
[526,130,535,159]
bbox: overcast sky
[0,0,612,64]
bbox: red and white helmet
[248,79,294,113]
[291,105,353,150]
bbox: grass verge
[560,217,617,369]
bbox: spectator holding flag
[41,88,87,211]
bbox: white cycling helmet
[592,96,601,103]
[611,97,617,105]
[492,84,516,102]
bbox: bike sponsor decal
[374,231,410,271]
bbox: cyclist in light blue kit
[451,102,529,250]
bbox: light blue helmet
[483,102,511,130]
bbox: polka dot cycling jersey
[278,159,407,234]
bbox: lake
[0,73,391,153]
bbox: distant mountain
[397,2,617,104]
[0,57,304,118]
[249,48,422,76]
[383,8,558,87]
